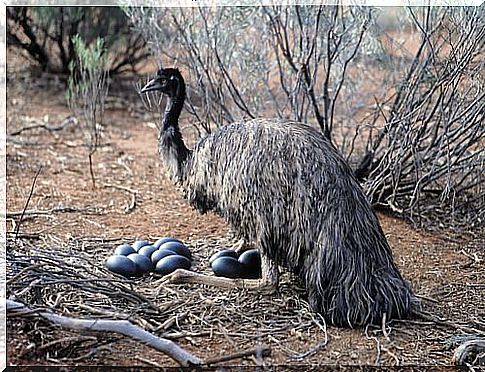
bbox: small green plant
[68,35,109,188]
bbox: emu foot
[158,269,277,293]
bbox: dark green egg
[127,253,153,274]
[154,237,183,248]
[132,240,150,251]
[155,255,191,276]
[211,257,243,279]
[138,245,158,258]
[114,244,136,256]
[159,241,191,259]
[209,249,238,266]
[106,255,138,277]
[151,249,177,265]
[238,249,262,279]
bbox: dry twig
[452,338,485,366]
[14,166,43,240]
[6,206,103,218]
[158,268,272,292]
[8,116,77,136]
[7,300,202,366]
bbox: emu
[141,67,414,327]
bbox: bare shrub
[67,35,109,188]
[359,7,484,229]
[7,7,148,74]
[124,4,484,231]
[123,5,380,137]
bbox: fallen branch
[14,166,42,240]
[135,355,163,367]
[38,335,97,351]
[6,232,40,240]
[7,300,202,367]
[8,116,77,136]
[4,206,103,218]
[414,293,439,304]
[412,310,483,335]
[452,338,485,366]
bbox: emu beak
[140,78,162,93]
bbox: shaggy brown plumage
[141,67,414,327]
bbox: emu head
[140,67,184,98]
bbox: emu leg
[231,240,279,290]
[158,256,278,294]
[158,269,262,290]
[260,254,279,293]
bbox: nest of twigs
[7,235,329,366]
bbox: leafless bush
[67,35,109,188]
[360,7,484,229]
[123,5,380,138]
[123,4,484,231]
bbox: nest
[7,235,329,366]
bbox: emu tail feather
[306,259,414,327]
[304,180,414,327]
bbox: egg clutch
[105,237,262,280]
[106,237,191,277]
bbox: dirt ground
[5,53,484,368]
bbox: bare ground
[5,59,484,368]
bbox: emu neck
[159,90,190,182]
[162,92,184,130]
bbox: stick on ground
[452,338,485,366]
[7,300,202,366]
[14,166,42,240]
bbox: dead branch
[361,7,484,229]
[5,206,104,218]
[154,313,188,332]
[6,232,40,240]
[163,331,212,340]
[38,335,98,351]
[8,116,77,136]
[7,299,202,366]
[411,310,483,335]
[14,166,43,240]
[452,338,485,366]
[135,355,163,367]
